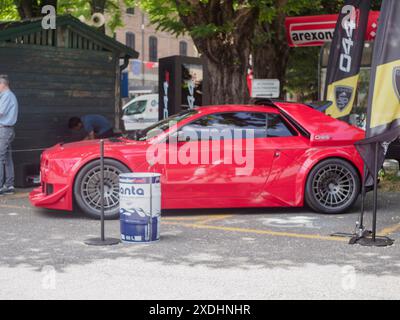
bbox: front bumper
[29,184,72,211]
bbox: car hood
[44,138,147,158]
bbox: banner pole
[358,164,367,235]
[100,139,105,241]
[372,142,379,242]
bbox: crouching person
[68,115,114,140]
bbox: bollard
[119,173,161,243]
[85,140,120,246]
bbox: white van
[121,94,159,131]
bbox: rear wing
[305,101,332,113]
[252,98,332,113]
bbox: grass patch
[379,172,400,192]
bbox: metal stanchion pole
[356,142,394,247]
[372,142,379,242]
[100,139,105,241]
[85,140,120,246]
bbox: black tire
[305,158,360,214]
[74,159,130,219]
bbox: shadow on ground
[0,191,399,276]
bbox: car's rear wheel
[305,158,360,214]
[74,159,130,219]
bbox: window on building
[126,7,135,15]
[179,41,188,56]
[149,36,158,62]
[126,32,135,50]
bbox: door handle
[274,150,281,158]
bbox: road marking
[163,215,232,224]
[195,215,233,225]
[163,216,208,222]
[378,223,400,236]
[0,204,27,209]
[7,192,30,200]
[163,221,347,242]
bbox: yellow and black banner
[356,0,400,180]
[324,0,370,119]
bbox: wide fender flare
[294,148,362,205]
[65,151,133,198]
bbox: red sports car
[30,101,365,219]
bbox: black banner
[356,0,400,179]
[324,0,371,119]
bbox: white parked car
[122,94,159,131]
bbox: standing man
[68,115,114,140]
[0,75,18,195]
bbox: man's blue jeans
[0,127,15,188]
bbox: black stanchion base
[354,236,394,247]
[331,230,372,244]
[84,238,120,246]
[331,230,395,247]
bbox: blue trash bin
[119,173,161,243]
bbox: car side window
[181,112,267,140]
[267,114,297,137]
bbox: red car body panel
[29,103,365,212]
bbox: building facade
[113,5,199,95]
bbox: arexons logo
[291,30,334,43]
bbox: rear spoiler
[252,98,332,113]
[305,101,332,113]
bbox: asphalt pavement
[0,189,400,300]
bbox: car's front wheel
[305,158,360,214]
[74,159,130,219]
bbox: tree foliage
[139,0,329,103]
[0,0,384,103]
[0,0,136,32]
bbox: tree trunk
[15,0,58,19]
[42,0,57,11]
[15,0,37,19]
[176,4,257,105]
[90,0,107,33]
[206,59,250,105]
[253,42,290,98]
[252,0,289,99]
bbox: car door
[162,111,277,201]
[262,113,310,206]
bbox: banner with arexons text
[324,0,371,119]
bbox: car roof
[195,104,280,114]
[193,102,363,138]
[135,94,158,101]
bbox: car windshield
[123,100,147,116]
[127,110,198,141]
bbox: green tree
[285,0,382,101]
[0,0,135,32]
[141,0,327,104]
